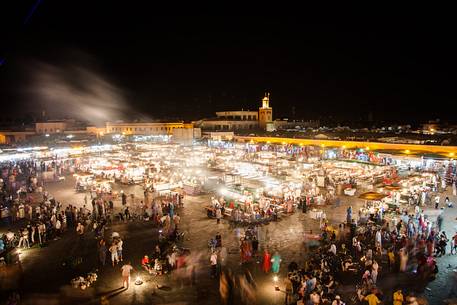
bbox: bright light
[342,145,346,149]
[45,134,50,137]
[450,152,455,157]
[273,276,278,282]
[219,187,227,196]
[66,134,74,139]
[405,150,410,154]
[365,147,370,151]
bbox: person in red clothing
[176,254,186,269]
[262,249,271,273]
[141,255,152,273]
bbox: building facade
[35,121,68,134]
[105,122,193,135]
[196,93,273,131]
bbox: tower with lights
[258,92,273,129]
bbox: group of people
[211,187,455,305]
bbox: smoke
[27,59,134,125]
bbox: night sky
[1,2,456,125]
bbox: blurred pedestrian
[210,251,218,278]
[121,261,134,289]
[99,239,107,266]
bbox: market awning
[358,191,387,200]
[383,185,401,190]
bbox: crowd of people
[1,152,456,305]
[209,174,457,305]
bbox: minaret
[258,92,273,129]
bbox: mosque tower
[258,92,273,129]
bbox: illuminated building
[195,93,273,131]
[35,120,75,134]
[105,122,194,135]
[258,93,273,129]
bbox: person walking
[109,242,119,267]
[271,252,282,274]
[210,251,218,278]
[435,195,440,209]
[216,207,222,224]
[55,219,62,237]
[393,289,404,305]
[120,261,134,289]
[99,239,107,266]
[346,206,352,224]
[262,249,271,273]
[399,248,408,272]
[451,233,457,255]
[117,238,123,262]
[437,214,443,232]
[302,197,308,213]
[18,227,30,248]
[76,222,84,239]
[364,289,381,305]
[371,260,379,285]
[284,276,294,305]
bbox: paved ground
[2,175,457,305]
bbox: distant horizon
[0,111,453,129]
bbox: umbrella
[358,192,387,201]
[384,185,401,190]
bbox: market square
[1,5,457,305]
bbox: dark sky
[1,2,456,125]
